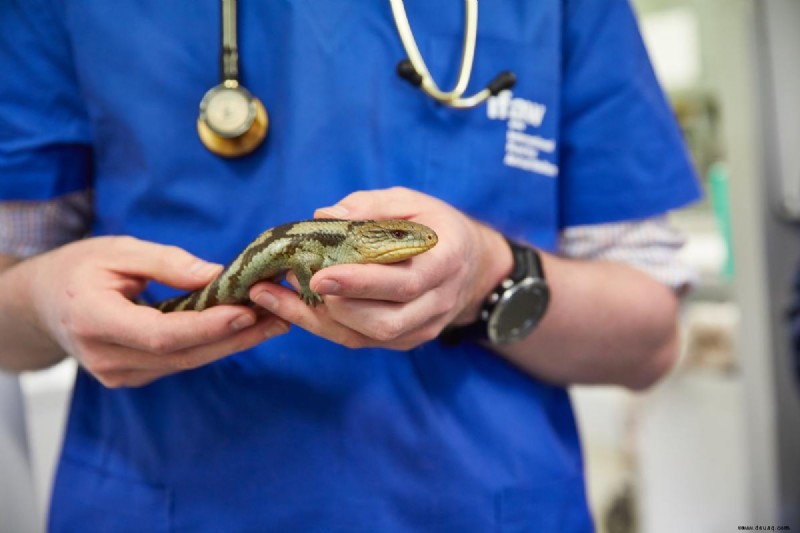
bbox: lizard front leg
[288,252,325,307]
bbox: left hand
[248,187,512,351]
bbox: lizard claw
[299,290,324,307]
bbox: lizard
[155,219,438,312]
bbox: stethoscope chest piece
[198,0,268,158]
[198,81,268,158]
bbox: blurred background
[2,0,799,531]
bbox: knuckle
[84,354,124,379]
[145,333,176,354]
[155,245,185,272]
[372,330,391,343]
[168,355,197,371]
[230,329,266,354]
[95,374,125,389]
[95,371,127,389]
[387,185,411,197]
[372,317,405,342]
[446,242,468,268]
[76,351,101,373]
[67,314,91,339]
[431,297,455,318]
[112,235,140,251]
[69,312,101,341]
[164,244,188,262]
[340,333,369,350]
[340,190,371,211]
[125,374,159,388]
[389,339,418,352]
[383,313,446,351]
[417,323,443,344]
[397,275,423,302]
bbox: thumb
[314,187,426,220]
[104,237,223,291]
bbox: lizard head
[349,219,438,263]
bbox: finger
[309,259,449,304]
[310,263,423,303]
[83,316,290,387]
[101,236,223,291]
[249,283,374,349]
[73,290,262,353]
[251,279,445,350]
[323,288,449,344]
[93,369,163,389]
[147,315,289,370]
[314,187,430,221]
[284,261,450,343]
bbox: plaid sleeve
[0,190,92,258]
[558,215,697,293]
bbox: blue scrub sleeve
[558,0,702,227]
[0,0,93,201]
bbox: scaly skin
[155,219,438,312]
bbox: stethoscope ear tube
[396,59,424,87]
[397,61,516,107]
[487,71,517,96]
[390,0,517,109]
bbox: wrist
[0,256,66,370]
[454,224,513,325]
[443,231,551,346]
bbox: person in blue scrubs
[0,0,700,530]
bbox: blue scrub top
[0,0,699,531]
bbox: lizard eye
[391,230,408,240]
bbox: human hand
[25,237,288,387]
[248,187,512,351]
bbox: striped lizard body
[155,219,438,312]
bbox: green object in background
[709,162,735,280]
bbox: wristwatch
[440,239,550,345]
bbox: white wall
[0,372,39,533]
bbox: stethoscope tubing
[389,0,479,103]
[199,0,516,158]
[389,0,513,109]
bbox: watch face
[200,85,256,138]
[488,277,550,344]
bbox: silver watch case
[486,276,550,345]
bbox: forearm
[243,188,683,390]
[474,229,680,390]
[501,254,678,389]
[0,254,68,371]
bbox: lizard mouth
[368,238,438,263]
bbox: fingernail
[230,314,256,331]
[264,320,290,340]
[190,261,222,280]
[252,290,278,312]
[315,279,340,295]
[317,204,349,218]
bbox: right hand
[23,236,288,388]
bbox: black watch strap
[507,238,544,284]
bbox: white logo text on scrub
[487,90,558,177]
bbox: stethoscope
[197,0,516,158]
[197,0,268,157]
